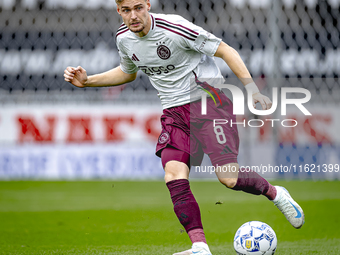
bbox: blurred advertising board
[0,104,339,179]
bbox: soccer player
[64,0,305,254]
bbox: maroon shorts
[156,92,239,167]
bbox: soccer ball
[233,221,277,255]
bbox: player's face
[117,0,151,37]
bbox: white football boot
[173,242,212,255]
[273,186,305,229]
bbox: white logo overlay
[199,84,312,128]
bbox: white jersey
[116,13,224,109]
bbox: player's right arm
[64,66,137,88]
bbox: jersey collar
[150,14,155,32]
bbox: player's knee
[164,172,188,183]
[218,177,238,188]
[164,170,178,183]
[164,161,189,183]
[164,169,187,183]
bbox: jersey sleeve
[172,15,222,57]
[116,40,139,74]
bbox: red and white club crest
[157,45,171,60]
[158,132,170,144]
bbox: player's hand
[64,66,88,88]
[252,92,272,110]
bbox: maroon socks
[232,168,277,200]
[187,228,206,244]
[166,173,276,245]
[166,179,206,243]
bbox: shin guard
[166,179,203,233]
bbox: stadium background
[1,1,340,255]
[0,0,339,180]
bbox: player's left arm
[214,41,272,110]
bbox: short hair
[116,0,147,5]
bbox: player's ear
[146,0,151,11]
[116,3,122,15]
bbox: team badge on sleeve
[158,132,170,144]
[157,45,171,60]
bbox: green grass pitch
[0,180,339,254]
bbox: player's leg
[191,92,304,229]
[214,156,304,229]
[157,105,212,254]
[213,162,238,188]
[215,163,277,199]
[162,147,212,255]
